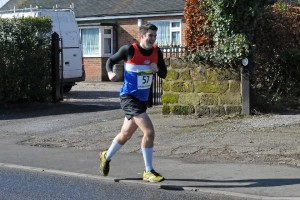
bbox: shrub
[184,0,274,67]
[0,17,52,103]
[252,4,300,110]
[184,0,212,53]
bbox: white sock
[105,139,122,161]
[142,148,153,172]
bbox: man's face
[140,29,157,49]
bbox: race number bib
[137,71,153,89]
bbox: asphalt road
[0,167,245,200]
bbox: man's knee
[119,131,133,141]
[144,130,155,140]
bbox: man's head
[139,23,158,35]
[139,23,158,49]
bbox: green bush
[0,17,52,103]
[184,0,274,67]
[184,0,300,112]
[277,49,300,97]
[252,4,300,111]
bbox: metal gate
[151,46,187,105]
[152,73,163,105]
[51,32,63,102]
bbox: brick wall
[117,18,140,47]
[84,57,109,81]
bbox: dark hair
[139,23,158,35]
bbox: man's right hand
[108,71,118,82]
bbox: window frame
[79,26,113,57]
[148,19,182,46]
[170,21,181,46]
[101,27,113,56]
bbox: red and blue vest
[120,43,158,101]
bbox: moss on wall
[165,70,179,81]
[162,58,242,117]
[194,82,229,93]
[162,104,171,114]
[199,93,219,105]
[170,81,194,93]
[179,70,191,81]
[178,93,200,105]
[170,105,195,115]
[162,93,179,104]
[228,80,240,93]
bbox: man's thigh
[132,113,154,133]
[121,117,138,134]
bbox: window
[80,26,113,57]
[148,20,181,46]
[81,28,99,56]
[103,29,112,54]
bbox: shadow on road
[161,178,300,190]
[115,177,300,191]
[0,103,120,120]
[64,90,119,100]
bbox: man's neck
[139,42,152,50]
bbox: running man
[99,23,167,183]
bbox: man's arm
[106,45,129,72]
[156,49,167,79]
[106,45,130,81]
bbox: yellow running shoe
[143,170,165,183]
[99,150,110,176]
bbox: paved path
[1,138,300,200]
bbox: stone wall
[162,58,242,117]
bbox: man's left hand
[150,63,159,73]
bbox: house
[0,0,185,81]
[0,0,10,8]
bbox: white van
[0,7,85,93]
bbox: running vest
[120,43,158,101]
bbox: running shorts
[120,94,148,120]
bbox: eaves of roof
[77,10,183,20]
[77,12,183,22]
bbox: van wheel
[63,85,72,93]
